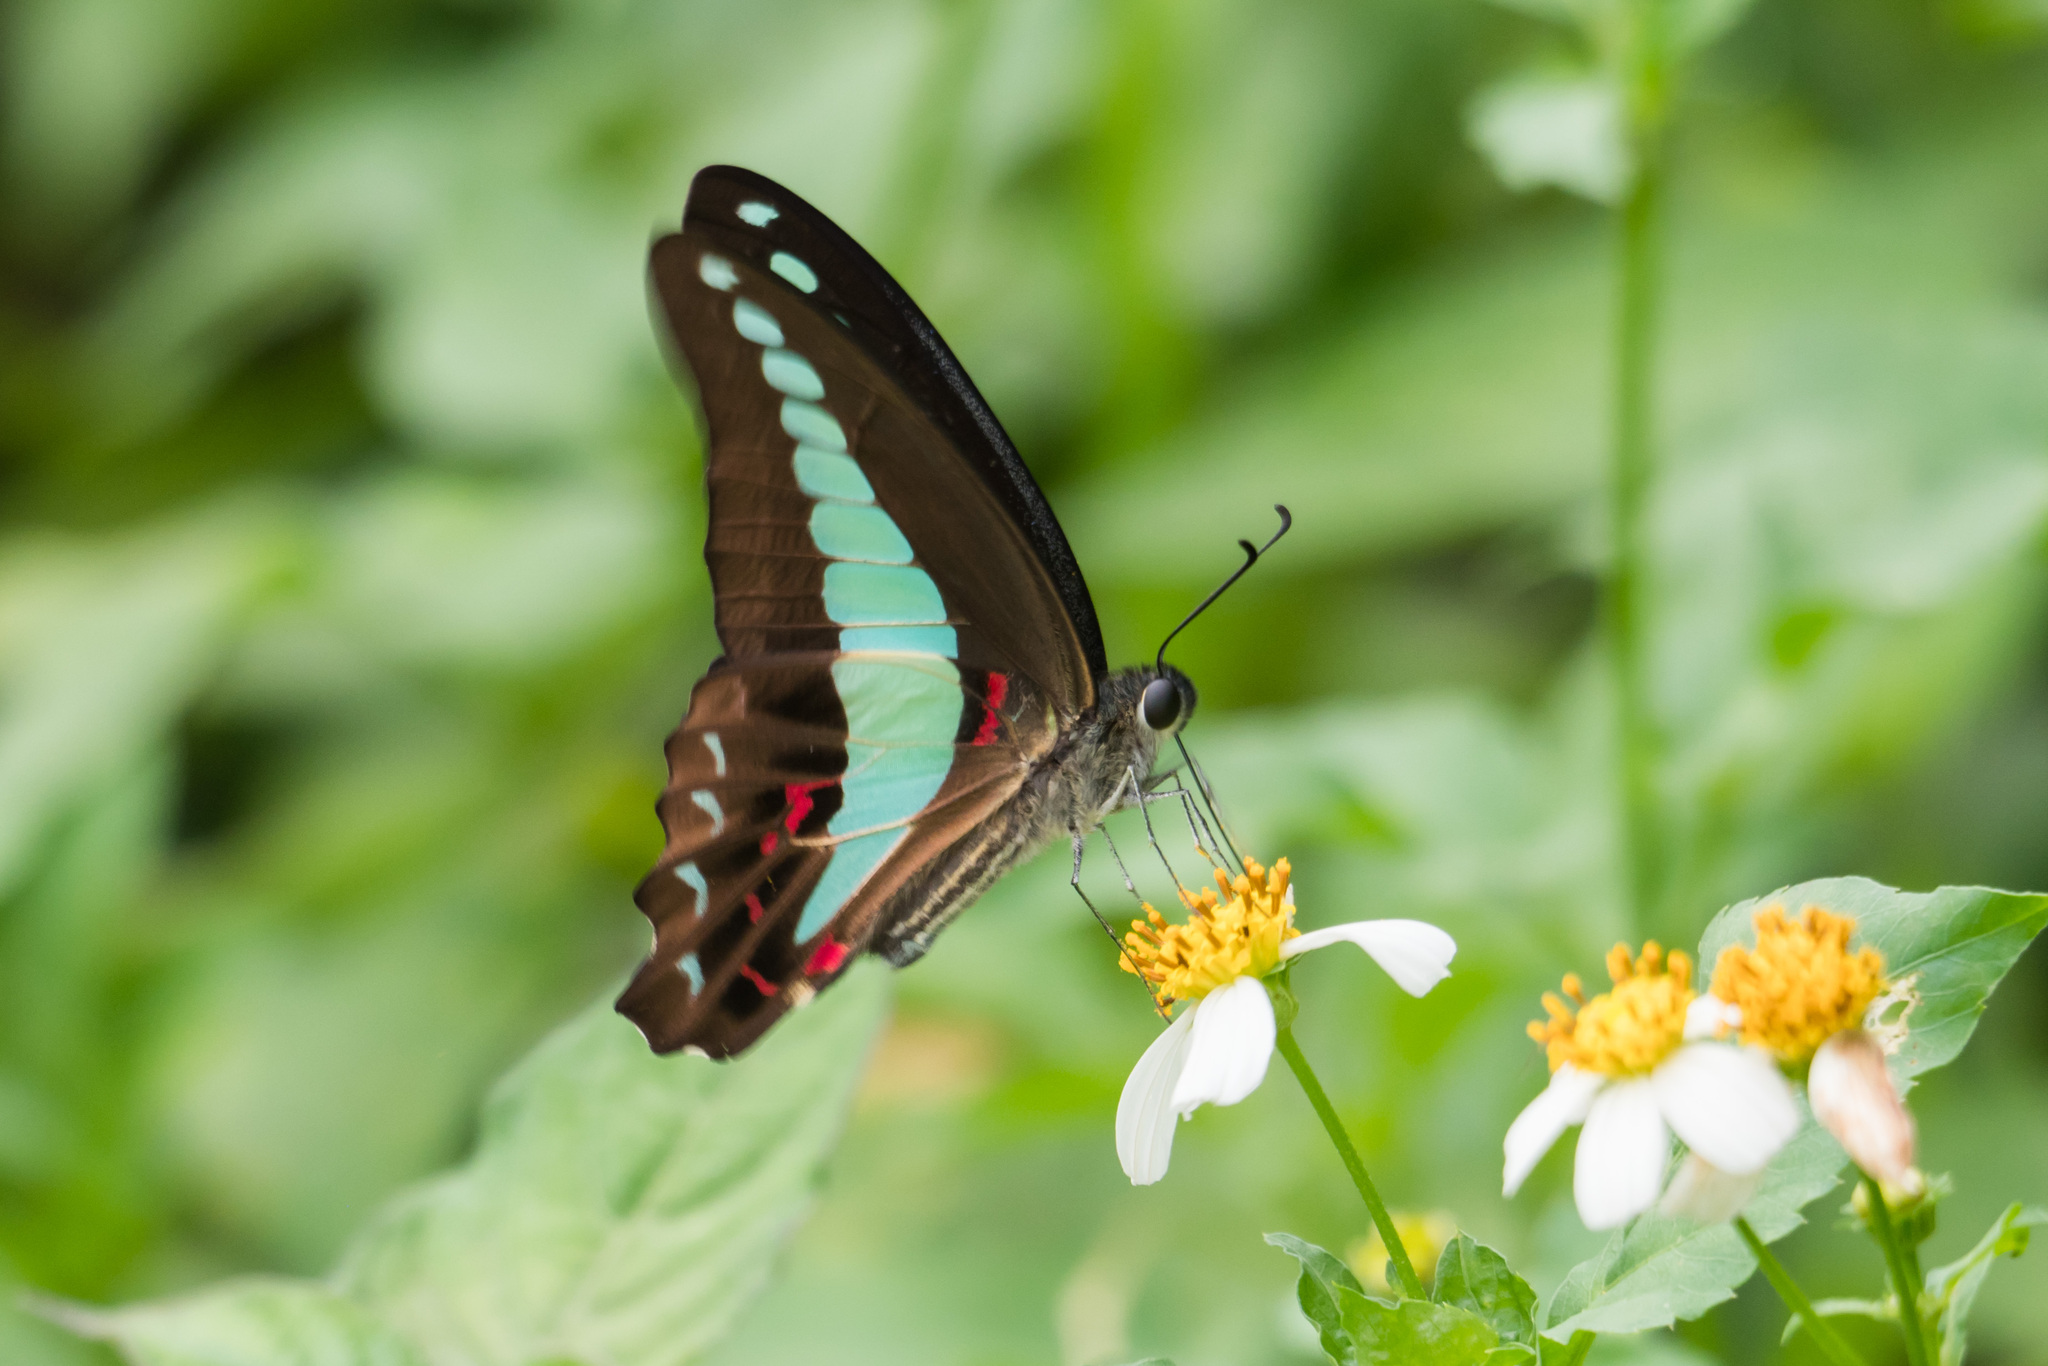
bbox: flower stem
[1611,0,1670,932]
[1273,1025,1427,1300]
[1860,1176,1936,1366]
[1734,1217,1870,1366]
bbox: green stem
[1274,1026,1427,1300]
[1734,1217,1870,1366]
[1861,1176,1936,1366]
[1611,0,1670,933]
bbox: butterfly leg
[1172,736,1245,873]
[1089,768,1146,900]
[1155,773,1227,874]
[1072,834,1169,1018]
[1128,765,1191,901]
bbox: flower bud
[1808,1029,1915,1184]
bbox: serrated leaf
[1329,1290,1503,1364]
[1268,1232,1371,1360]
[1546,879,2047,1341]
[1269,1232,1505,1364]
[35,1280,425,1366]
[334,967,891,1366]
[1927,1203,2046,1365]
[1434,1235,1538,1345]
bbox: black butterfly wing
[618,167,1103,1058]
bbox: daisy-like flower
[1503,941,1799,1230]
[1114,857,1456,1185]
[1707,904,1915,1186]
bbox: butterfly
[618,166,1271,1059]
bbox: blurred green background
[3,0,2046,1362]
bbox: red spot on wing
[738,962,777,995]
[804,938,851,976]
[760,831,778,855]
[784,779,832,832]
[972,671,1011,747]
[745,892,766,923]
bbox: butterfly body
[619,166,1196,1058]
[870,662,1191,966]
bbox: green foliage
[1925,1204,2046,1366]
[1542,1124,1847,1340]
[44,1282,425,1366]
[1270,1232,1540,1364]
[41,969,889,1366]
[1435,1234,1540,1348]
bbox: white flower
[1113,859,1455,1185]
[1503,944,1800,1231]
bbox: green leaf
[1329,1294,1503,1365]
[1547,879,2047,1341]
[1268,1232,1371,1359]
[1541,1107,1851,1339]
[34,1279,425,1366]
[336,966,891,1366]
[1269,1233,1504,1364]
[1926,1203,2047,1365]
[41,972,888,1366]
[1433,1234,1539,1345]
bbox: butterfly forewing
[621,167,1101,1057]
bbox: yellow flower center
[1120,857,1297,1009]
[1528,941,1694,1078]
[1710,904,1885,1066]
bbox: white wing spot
[703,732,727,776]
[737,200,780,226]
[699,253,739,290]
[690,789,725,834]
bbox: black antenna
[1155,505,1292,671]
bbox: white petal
[1574,1077,1669,1230]
[1685,993,1742,1041]
[1503,1065,1604,1196]
[1659,1153,1766,1224]
[1170,975,1277,1114]
[1651,1042,1800,1176]
[1115,1004,1199,1185]
[1281,919,1457,997]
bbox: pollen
[1710,905,1886,1067]
[1529,941,1694,1078]
[1120,857,1298,1009]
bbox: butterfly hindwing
[620,654,1045,1056]
[622,168,1102,1056]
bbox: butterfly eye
[1140,677,1182,732]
